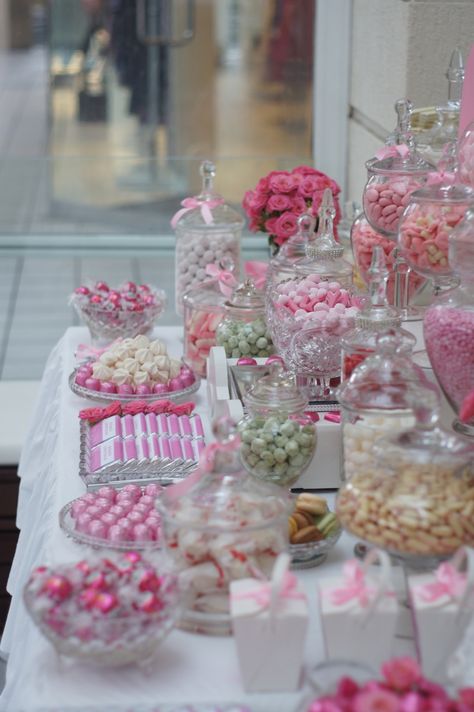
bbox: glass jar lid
[174,160,244,228]
[337,331,429,411]
[354,245,400,330]
[406,182,474,205]
[244,361,308,413]
[272,213,316,264]
[160,419,289,530]
[226,278,265,310]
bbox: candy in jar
[172,160,243,316]
[337,387,474,565]
[215,278,274,359]
[238,362,317,487]
[158,418,289,635]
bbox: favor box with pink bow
[408,547,474,679]
[318,549,398,670]
[230,553,308,692]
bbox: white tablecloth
[0,327,414,712]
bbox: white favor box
[318,550,398,670]
[230,556,308,692]
[408,548,474,679]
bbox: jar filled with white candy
[341,245,416,380]
[172,160,243,316]
[215,278,274,359]
[336,330,429,483]
[337,385,474,567]
[267,189,358,360]
[239,362,317,487]
[158,418,289,635]
[363,100,434,238]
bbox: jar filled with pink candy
[183,260,237,377]
[158,419,289,635]
[398,181,474,289]
[363,132,434,238]
[424,207,474,438]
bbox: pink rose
[381,657,422,692]
[307,698,345,712]
[242,189,254,212]
[292,165,325,177]
[267,193,293,212]
[248,216,260,232]
[353,689,400,712]
[458,688,474,711]
[299,175,325,197]
[336,677,360,699]
[255,176,270,194]
[250,192,268,211]
[265,216,279,235]
[268,171,297,194]
[292,195,309,214]
[275,211,298,240]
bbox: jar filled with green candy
[238,362,317,487]
[215,278,274,359]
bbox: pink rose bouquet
[242,165,341,254]
[306,657,474,712]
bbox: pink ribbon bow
[375,144,410,161]
[205,263,237,298]
[418,563,466,603]
[244,261,268,290]
[426,170,457,186]
[170,197,225,229]
[233,570,305,610]
[330,560,376,607]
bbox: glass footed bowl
[23,570,180,667]
[290,525,342,569]
[59,500,162,552]
[71,287,167,347]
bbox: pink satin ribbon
[426,170,456,186]
[233,570,305,610]
[244,261,268,290]
[375,144,410,161]
[205,263,237,298]
[330,560,376,607]
[417,563,466,603]
[170,197,225,229]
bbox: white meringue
[135,348,151,364]
[153,370,169,384]
[92,363,113,380]
[154,355,170,371]
[122,357,140,375]
[150,339,166,356]
[121,338,135,350]
[133,370,149,386]
[169,359,182,379]
[111,368,131,385]
[99,352,117,367]
[133,335,150,349]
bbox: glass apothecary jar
[238,363,317,487]
[424,207,474,437]
[341,246,416,380]
[215,278,274,359]
[458,120,474,188]
[183,261,236,377]
[363,118,434,237]
[397,182,474,289]
[158,419,289,635]
[337,389,474,567]
[336,331,429,483]
[173,161,243,315]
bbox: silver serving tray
[79,419,198,490]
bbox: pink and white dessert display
[74,335,197,398]
[398,202,467,279]
[351,214,425,304]
[363,176,423,236]
[70,281,166,345]
[60,484,164,548]
[23,552,179,666]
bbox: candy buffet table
[0,326,415,712]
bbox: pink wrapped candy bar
[89,415,122,448]
[90,437,124,472]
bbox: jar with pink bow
[172,160,243,316]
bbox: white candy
[92,363,113,380]
[112,368,131,385]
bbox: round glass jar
[397,182,474,288]
[363,139,434,238]
[239,363,317,487]
[336,331,429,483]
[215,279,274,359]
[173,161,243,316]
[183,263,235,377]
[337,390,474,567]
[341,245,416,379]
[158,420,289,635]
[424,207,474,437]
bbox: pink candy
[184,308,224,377]
[363,177,422,235]
[274,276,360,330]
[73,281,160,313]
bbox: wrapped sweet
[158,419,289,635]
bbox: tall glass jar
[336,331,429,483]
[215,279,274,359]
[183,263,235,377]
[238,362,317,487]
[337,388,474,567]
[158,419,289,635]
[173,161,243,315]
[424,207,474,437]
[341,246,416,380]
